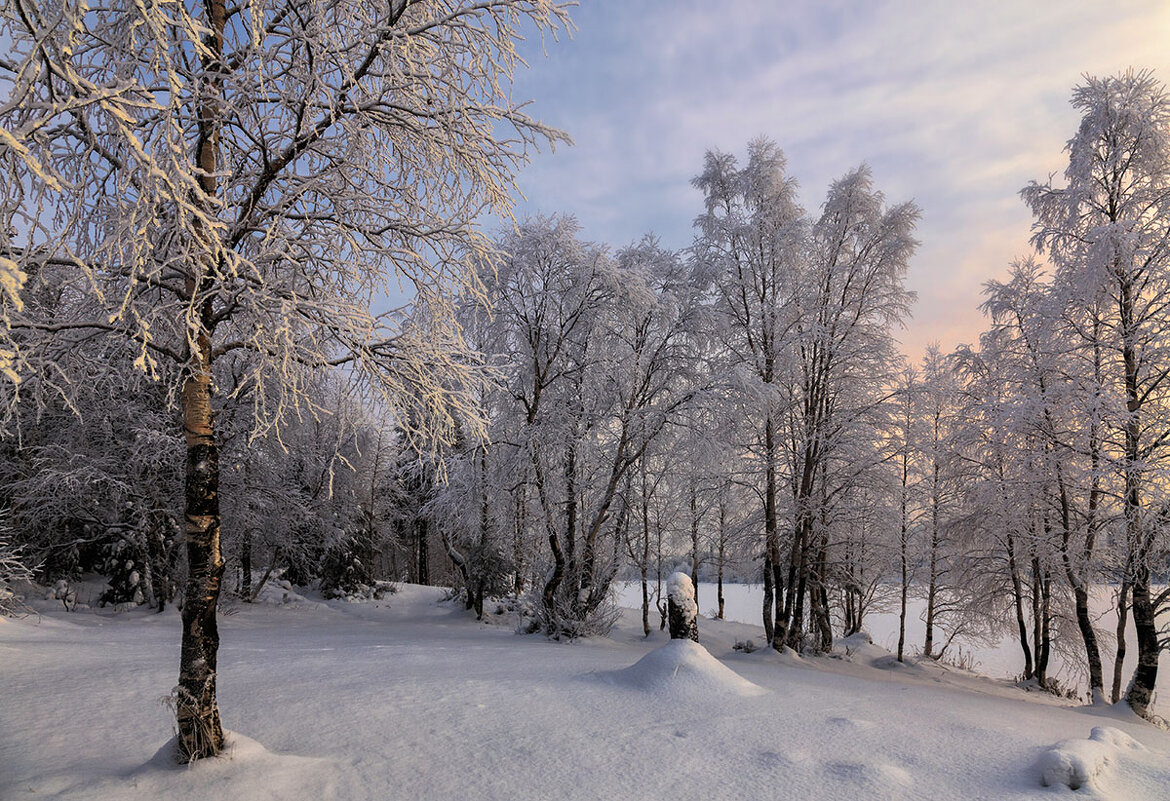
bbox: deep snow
[3,584,1170,800]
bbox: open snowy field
[4,585,1170,800]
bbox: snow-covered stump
[667,572,699,642]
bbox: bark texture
[175,361,225,762]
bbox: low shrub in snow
[0,538,35,617]
[529,591,620,640]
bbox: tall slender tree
[2,0,570,760]
[693,137,804,648]
[1023,70,1170,718]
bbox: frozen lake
[617,580,1168,713]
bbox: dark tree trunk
[1053,461,1105,699]
[542,531,565,626]
[1031,553,1045,686]
[1037,566,1051,687]
[761,555,775,645]
[1007,533,1033,680]
[473,579,485,620]
[897,438,910,663]
[1119,275,1160,719]
[640,566,650,637]
[563,435,578,610]
[655,517,666,631]
[716,496,726,620]
[537,440,566,629]
[772,559,785,645]
[416,519,430,586]
[783,519,808,651]
[813,543,832,652]
[717,566,725,621]
[689,486,700,609]
[1128,570,1160,717]
[897,524,908,662]
[1112,581,1130,704]
[440,529,472,607]
[1059,516,1104,698]
[1072,582,1104,699]
[513,483,526,596]
[240,528,252,601]
[790,542,808,652]
[924,465,940,659]
[147,520,171,612]
[763,414,782,649]
[711,514,720,622]
[138,532,158,611]
[639,457,651,636]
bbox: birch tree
[1023,70,1170,718]
[477,220,701,635]
[693,137,803,647]
[1,0,569,760]
[781,166,918,652]
[981,259,1108,698]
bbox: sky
[506,0,1170,359]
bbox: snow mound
[99,731,336,800]
[833,630,927,673]
[596,638,766,698]
[251,579,321,608]
[836,630,891,663]
[1038,726,1145,791]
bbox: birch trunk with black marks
[175,0,227,762]
[176,342,226,761]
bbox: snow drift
[1038,725,1145,791]
[595,638,766,698]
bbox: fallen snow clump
[1038,725,1145,791]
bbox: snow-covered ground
[4,584,1170,800]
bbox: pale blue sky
[507,0,1170,357]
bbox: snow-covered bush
[98,546,146,608]
[319,533,378,600]
[330,580,397,604]
[532,589,620,640]
[0,538,35,616]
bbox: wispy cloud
[509,0,1170,358]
